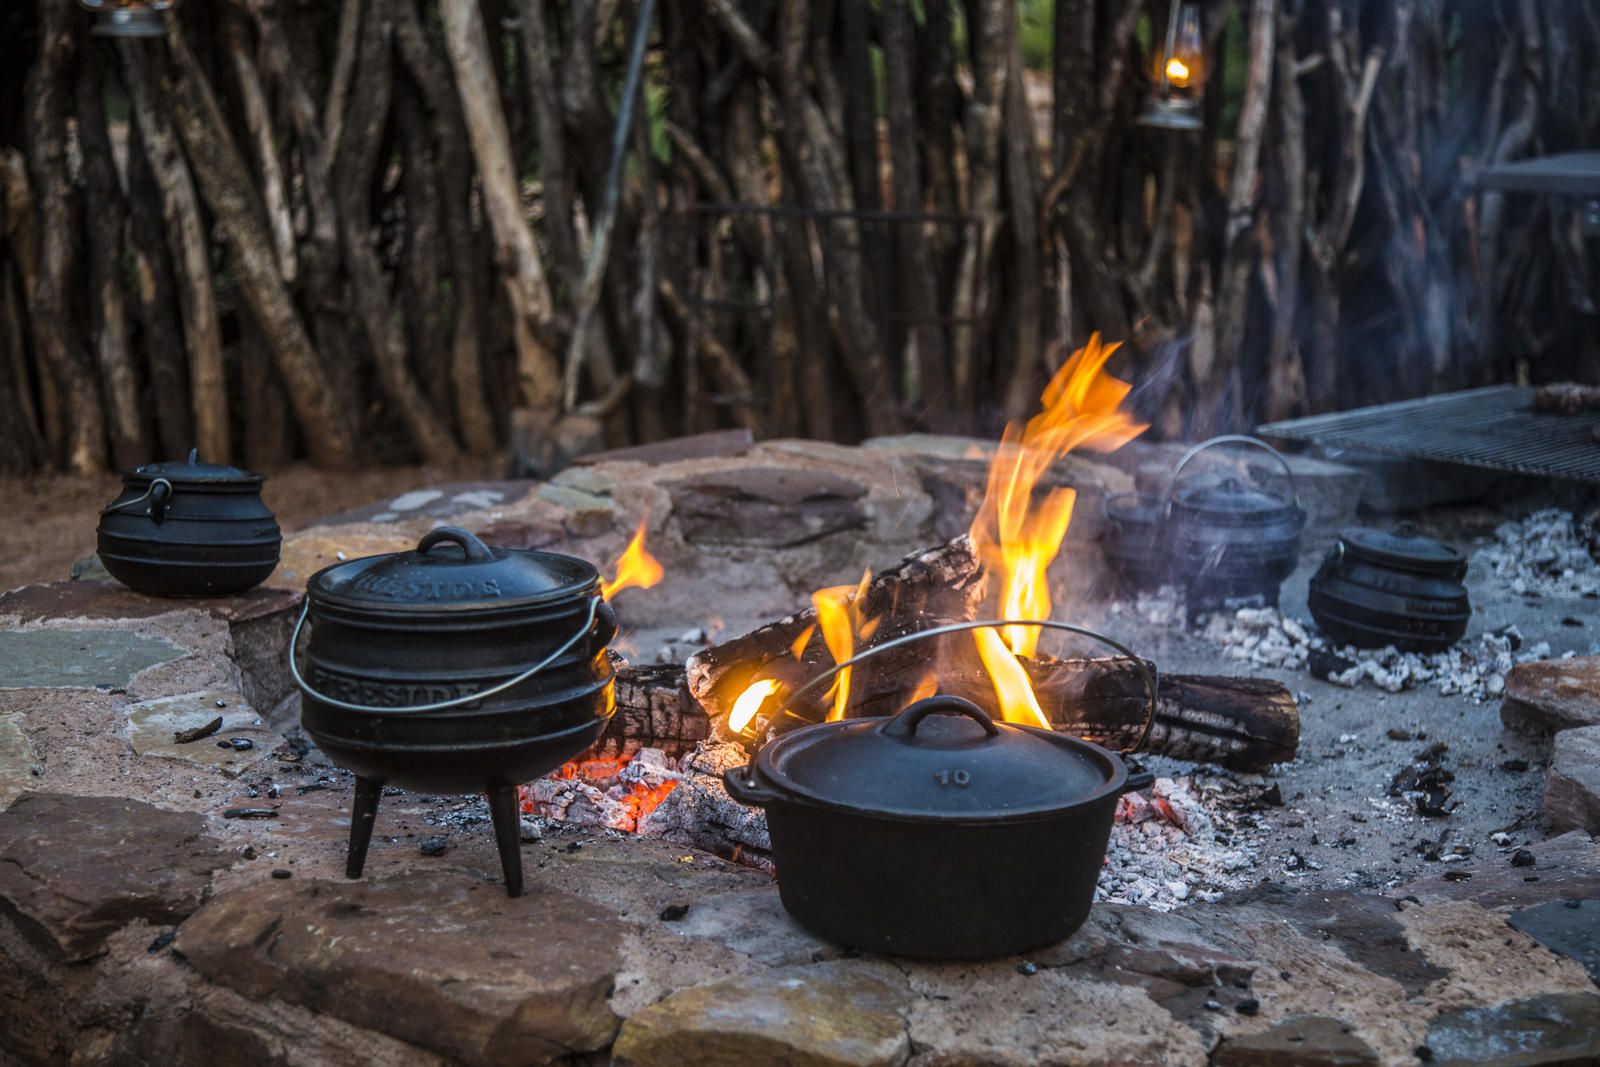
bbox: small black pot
[292,526,617,895]
[725,695,1152,960]
[1308,525,1470,652]
[1166,436,1305,615]
[1101,491,1167,592]
[96,450,280,597]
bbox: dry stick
[440,0,561,421]
[393,85,452,417]
[122,43,230,466]
[24,0,107,474]
[657,276,760,433]
[0,258,46,473]
[224,16,296,285]
[76,46,147,468]
[322,0,362,155]
[1264,6,1309,423]
[391,1,496,457]
[560,0,658,413]
[0,152,47,467]
[124,119,193,457]
[514,0,581,280]
[333,0,460,464]
[999,11,1045,422]
[157,20,357,468]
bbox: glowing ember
[728,677,782,735]
[967,334,1147,724]
[601,520,664,601]
[521,752,680,831]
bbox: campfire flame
[967,334,1147,724]
[601,520,664,601]
[813,570,875,722]
[727,677,782,735]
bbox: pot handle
[752,618,1160,756]
[1121,769,1156,794]
[99,477,174,524]
[722,766,783,807]
[416,526,496,562]
[1164,434,1301,513]
[881,695,1001,739]
[287,594,604,714]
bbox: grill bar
[1257,385,1600,483]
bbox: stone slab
[666,467,869,547]
[0,792,226,960]
[613,968,910,1067]
[308,481,535,527]
[1509,899,1600,985]
[1423,993,1600,1066]
[573,429,755,467]
[125,690,282,778]
[1502,657,1600,734]
[0,580,300,625]
[0,629,183,690]
[1397,831,1600,909]
[271,531,420,592]
[0,712,35,811]
[1545,726,1600,835]
[1212,1015,1379,1067]
[175,871,622,1067]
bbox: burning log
[684,534,986,718]
[586,662,709,761]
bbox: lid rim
[305,541,601,614]
[1338,527,1465,574]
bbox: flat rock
[613,968,910,1067]
[271,531,420,592]
[661,886,844,966]
[175,871,622,1066]
[0,792,226,960]
[1503,657,1600,734]
[0,712,35,811]
[125,690,282,778]
[0,628,183,689]
[534,483,617,537]
[309,481,535,526]
[667,467,869,547]
[1509,899,1600,985]
[573,429,754,467]
[1423,993,1600,1066]
[1397,831,1600,908]
[1545,725,1600,835]
[0,579,299,625]
[1212,1015,1379,1067]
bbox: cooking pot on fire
[1166,436,1305,617]
[96,449,281,597]
[724,619,1156,960]
[289,526,617,896]
[1308,524,1470,652]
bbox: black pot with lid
[96,448,281,597]
[1308,524,1470,652]
[1166,436,1306,617]
[291,526,618,895]
[723,618,1157,959]
[1101,491,1167,592]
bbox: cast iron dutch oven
[1309,524,1470,652]
[96,449,281,597]
[290,526,617,895]
[1166,436,1305,616]
[1101,491,1167,592]
[724,619,1156,960]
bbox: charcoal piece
[1308,648,1357,681]
[418,835,448,857]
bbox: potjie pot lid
[308,526,599,614]
[754,695,1121,822]
[1172,477,1292,524]
[126,448,264,486]
[1338,526,1466,576]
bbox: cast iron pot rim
[305,554,602,616]
[747,716,1131,825]
[120,467,266,488]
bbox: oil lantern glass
[1139,3,1206,130]
[78,0,174,38]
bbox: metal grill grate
[1257,385,1600,483]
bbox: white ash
[1476,509,1600,598]
[1098,774,1263,911]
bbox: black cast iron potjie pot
[96,449,281,597]
[1101,491,1167,592]
[724,619,1156,960]
[1166,436,1305,618]
[1308,525,1470,652]
[290,527,618,896]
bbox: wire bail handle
[765,618,1160,756]
[1164,434,1302,516]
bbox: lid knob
[187,447,199,465]
[880,695,1002,740]
[416,526,496,563]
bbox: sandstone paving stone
[1422,993,1600,1066]
[1211,1015,1379,1067]
[1502,657,1600,734]
[270,531,421,593]
[1545,725,1600,835]
[0,792,227,960]
[1397,831,1600,908]
[0,628,183,689]
[0,712,36,811]
[0,579,300,625]
[125,690,282,778]
[534,482,617,537]
[1508,899,1600,985]
[174,871,623,1067]
[658,886,846,966]
[309,481,535,527]
[573,429,754,467]
[612,968,911,1067]
[666,466,869,547]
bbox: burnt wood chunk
[588,662,710,760]
[666,466,869,547]
[685,535,986,717]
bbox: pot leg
[346,776,383,879]
[487,785,525,898]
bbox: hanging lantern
[1138,3,1206,131]
[78,0,174,38]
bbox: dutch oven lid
[1173,476,1291,521]
[128,448,264,486]
[1339,525,1465,575]
[755,695,1120,821]
[308,526,599,613]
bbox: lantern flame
[600,521,663,601]
[1165,57,1191,86]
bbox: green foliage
[1017,0,1054,71]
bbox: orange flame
[814,570,872,722]
[1165,57,1191,86]
[968,334,1147,724]
[601,521,664,601]
[727,677,782,735]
